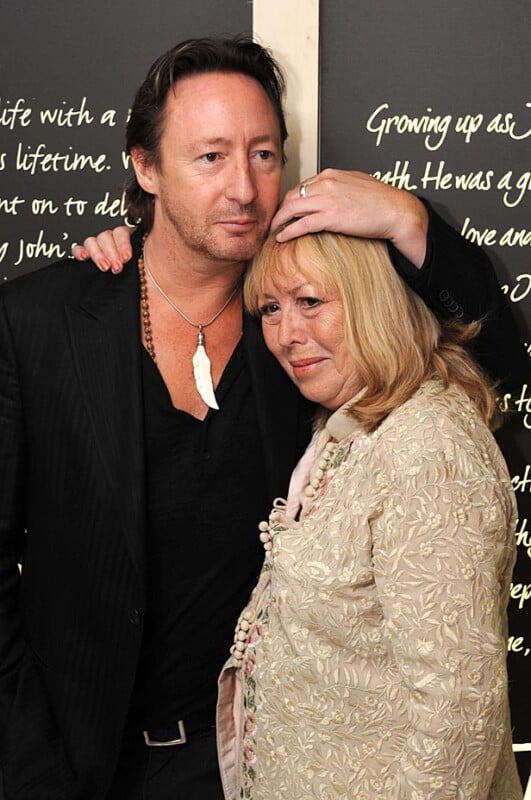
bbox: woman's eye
[258,302,280,316]
[299,297,322,309]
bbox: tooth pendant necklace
[138,242,241,411]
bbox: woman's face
[258,259,362,410]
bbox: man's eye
[253,149,276,162]
[202,152,219,163]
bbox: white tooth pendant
[192,327,219,410]
[141,241,241,411]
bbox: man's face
[133,71,283,265]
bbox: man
[0,36,525,800]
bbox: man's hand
[71,228,133,273]
[272,169,429,268]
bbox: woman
[217,232,522,799]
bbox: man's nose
[225,158,258,206]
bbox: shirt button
[128,608,142,626]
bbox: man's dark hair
[124,35,288,231]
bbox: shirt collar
[325,388,367,442]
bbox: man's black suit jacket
[0,211,526,799]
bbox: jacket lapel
[65,262,145,580]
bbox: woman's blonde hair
[244,231,502,431]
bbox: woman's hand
[71,227,133,273]
[272,169,429,268]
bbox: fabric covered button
[128,608,142,626]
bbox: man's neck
[143,226,247,298]
[138,224,246,421]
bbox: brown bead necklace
[138,241,156,362]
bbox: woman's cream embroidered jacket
[218,380,522,800]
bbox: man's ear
[131,147,158,195]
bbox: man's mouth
[218,217,257,232]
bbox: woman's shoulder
[379,378,485,440]
[372,379,508,482]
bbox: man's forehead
[165,71,277,115]
[161,72,282,143]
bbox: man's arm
[71,169,427,269]
[70,169,528,392]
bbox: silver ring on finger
[298,182,307,199]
